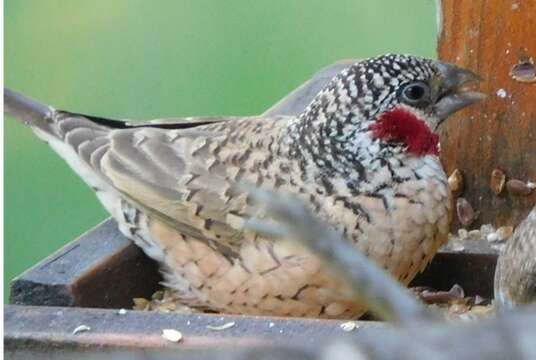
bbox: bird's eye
[399,82,430,106]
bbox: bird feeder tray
[6,218,499,357]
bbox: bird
[5,54,484,318]
[495,205,536,309]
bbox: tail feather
[4,88,56,134]
[5,88,115,192]
[4,88,113,142]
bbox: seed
[206,321,236,331]
[151,290,164,300]
[133,297,149,310]
[506,179,534,196]
[456,197,475,227]
[340,321,359,332]
[486,233,501,243]
[496,226,514,240]
[468,229,481,239]
[496,88,508,98]
[490,169,506,195]
[448,169,464,195]
[72,325,91,335]
[457,228,469,239]
[511,58,536,83]
[449,284,465,298]
[161,329,183,342]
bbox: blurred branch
[245,187,436,325]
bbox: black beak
[433,61,486,120]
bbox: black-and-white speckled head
[309,54,482,128]
[292,54,484,159]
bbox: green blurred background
[4,0,437,301]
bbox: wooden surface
[5,304,536,360]
[438,0,536,228]
[9,219,161,308]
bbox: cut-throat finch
[6,54,485,318]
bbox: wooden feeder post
[438,0,536,228]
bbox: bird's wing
[5,59,354,256]
[62,111,291,257]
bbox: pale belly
[110,180,450,319]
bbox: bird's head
[297,54,485,158]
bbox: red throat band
[369,108,439,156]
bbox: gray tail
[4,88,57,134]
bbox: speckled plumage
[495,206,536,308]
[9,54,483,318]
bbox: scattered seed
[449,303,471,315]
[468,229,481,238]
[133,298,149,310]
[473,295,486,306]
[480,224,495,236]
[340,321,359,332]
[468,305,495,318]
[449,284,465,298]
[506,179,533,196]
[486,232,501,243]
[496,88,507,98]
[490,169,506,195]
[511,58,536,83]
[72,325,91,335]
[451,243,465,252]
[456,198,475,227]
[161,329,183,342]
[448,169,464,195]
[496,226,514,240]
[458,228,469,239]
[152,290,164,301]
[206,321,236,331]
